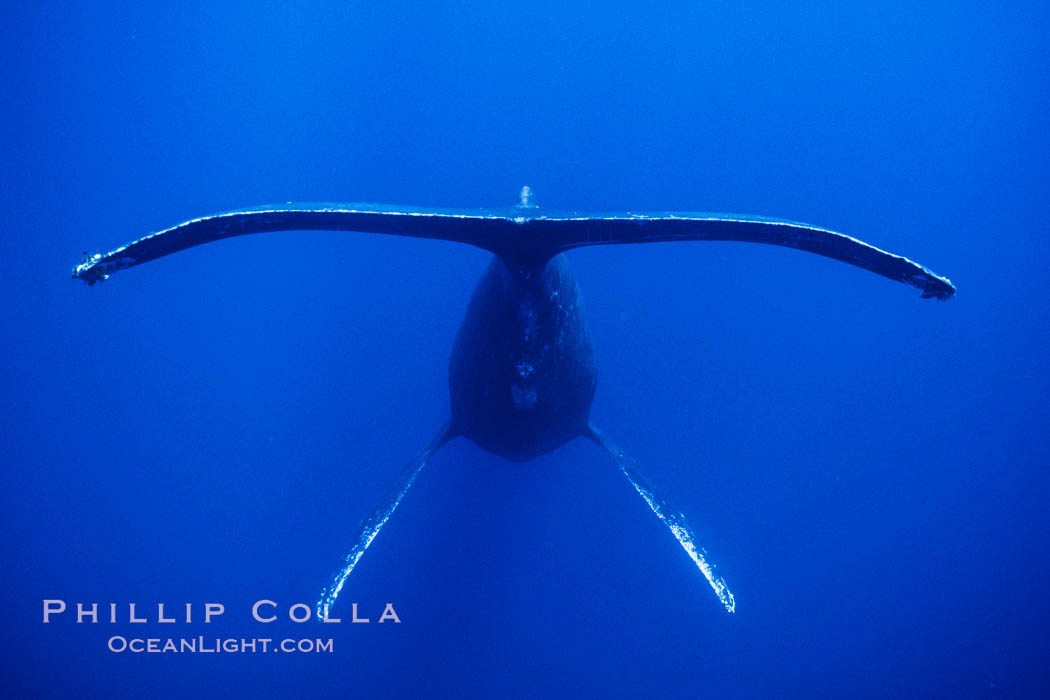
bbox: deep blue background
[3,2,1048,697]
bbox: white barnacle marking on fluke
[518,185,537,208]
[74,253,137,284]
[73,253,102,278]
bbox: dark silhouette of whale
[73,187,955,614]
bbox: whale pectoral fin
[585,422,735,613]
[317,423,456,619]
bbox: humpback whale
[73,186,955,614]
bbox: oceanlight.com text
[107,636,334,654]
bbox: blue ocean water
[3,2,1048,697]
